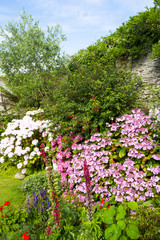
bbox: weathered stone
[15,172,25,180]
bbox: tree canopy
[0,9,66,107]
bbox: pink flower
[152,154,160,160]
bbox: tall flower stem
[84,159,93,221]
[40,145,61,230]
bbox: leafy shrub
[133,204,160,240]
[46,43,142,138]
[102,2,160,59]
[0,109,51,174]
[43,109,160,204]
[21,171,48,196]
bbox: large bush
[0,109,51,174]
[45,43,142,138]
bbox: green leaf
[126,224,140,239]
[117,220,126,230]
[119,149,126,158]
[116,205,126,221]
[127,201,138,210]
[102,206,116,224]
[119,236,127,240]
[143,202,151,207]
[105,224,121,240]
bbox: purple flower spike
[84,159,93,221]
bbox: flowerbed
[0,108,160,239]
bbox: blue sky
[0,0,154,56]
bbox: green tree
[0,9,66,107]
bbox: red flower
[94,107,100,111]
[107,206,110,209]
[1,215,3,217]
[22,231,30,240]
[92,98,95,100]
[104,223,107,227]
[4,201,11,206]
[80,219,82,223]
[100,198,104,204]
[0,206,3,211]
[100,205,103,209]
[46,226,53,235]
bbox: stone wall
[128,52,160,105]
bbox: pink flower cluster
[49,134,83,182]
[61,109,160,203]
[41,109,159,204]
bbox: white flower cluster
[0,109,51,174]
[26,109,44,116]
[149,108,160,122]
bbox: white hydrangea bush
[0,109,52,174]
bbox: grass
[0,167,26,211]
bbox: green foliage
[93,201,140,240]
[20,171,48,196]
[0,111,18,141]
[0,208,28,235]
[102,3,160,59]
[0,9,66,108]
[151,40,160,58]
[45,43,142,138]
[131,204,160,240]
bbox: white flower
[30,151,36,157]
[44,146,49,152]
[25,147,30,152]
[8,152,14,158]
[15,141,21,146]
[24,155,29,160]
[53,163,58,170]
[17,162,23,169]
[32,139,38,145]
[28,131,34,137]
[42,132,47,137]
[0,157,4,163]
[34,147,39,152]
[36,151,40,156]
[22,168,27,174]
[23,160,28,165]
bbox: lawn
[0,172,25,211]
